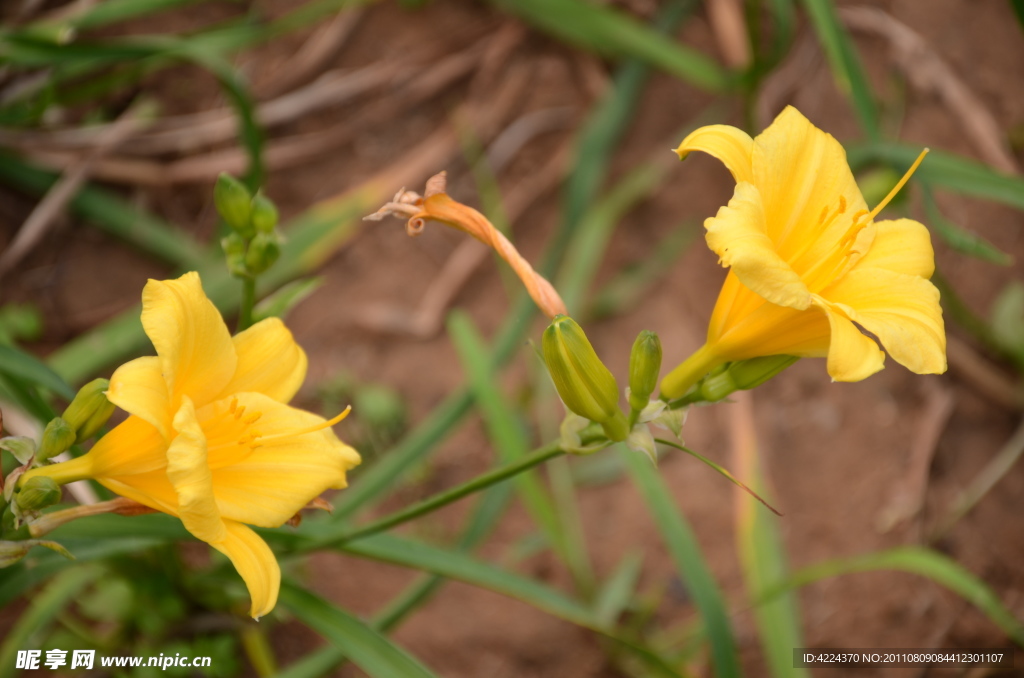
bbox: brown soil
[2,1,1024,677]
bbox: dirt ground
[2,0,1024,677]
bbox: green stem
[238,276,256,332]
[302,442,572,551]
[659,343,724,400]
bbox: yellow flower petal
[166,396,226,544]
[216,318,308,404]
[142,272,237,410]
[705,182,811,310]
[751,107,868,266]
[824,269,946,375]
[675,124,754,184]
[107,357,171,439]
[849,218,935,279]
[716,302,831,358]
[209,520,280,619]
[197,393,360,527]
[812,296,886,381]
[82,415,167,478]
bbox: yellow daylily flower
[24,272,360,618]
[661,107,946,399]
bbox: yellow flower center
[200,398,351,470]
[202,398,265,470]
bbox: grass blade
[559,162,667,313]
[342,533,594,626]
[560,0,693,243]
[921,186,1013,265]
[848,141,1024,211]
[339,533,684,677]
[447,311,592,586]
[800,0,880,140]
[0,343,74,399]
[730,394,807,678]
[0,565,102,678]
[621,448,742,678]
[588,221,696,319]
[594,550,644,628]
[767,546,1024,646]
[486,0,726,92]
[278,583,440,678]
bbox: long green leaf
[921,186,1012,265]
[847,142,1024,211]
[0,535,167,610]
[558,162,667,313]
[487,0,726,91]
[731,399,807,678]
[0,565,101,678]
[800,0,880,140]
[66,0,208,30]
[1012,0,1024,35]
[278,583,440,678]
[343,533,593,625]
[622,448,742,678]
[340,533,684,678]
[560,0,692,242]
[447,312,583,578]
[766,546,1024,646]
[0,343,74,399]
[594,551,644,628]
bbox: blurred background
[1,0,1023,676]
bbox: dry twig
[707,0,751,69]
[876,383,955,534]
[258,7,366,97]
[946,336,1024,411]
[841,6,1019,174]
[930,417,1024,541]
[0,103,148,275]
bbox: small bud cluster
[542,316,679,463]
[1,379,117,549]
[215,174,283,279]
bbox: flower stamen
[867,148,929,222]
[258,406,352,445]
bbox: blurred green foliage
[1,0,1022,676]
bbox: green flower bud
[37,418,75,462]
[62,378,115,443]
[728,355,798,390]
[214,173,254,237]
[628,330,662,412]
[0,436,36,465]
[222,233,249,278]
[542,316,628,441]
[698,355,798,402]
[245,232,281,276]
[251,192,279,234]
[15,477,61,512]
